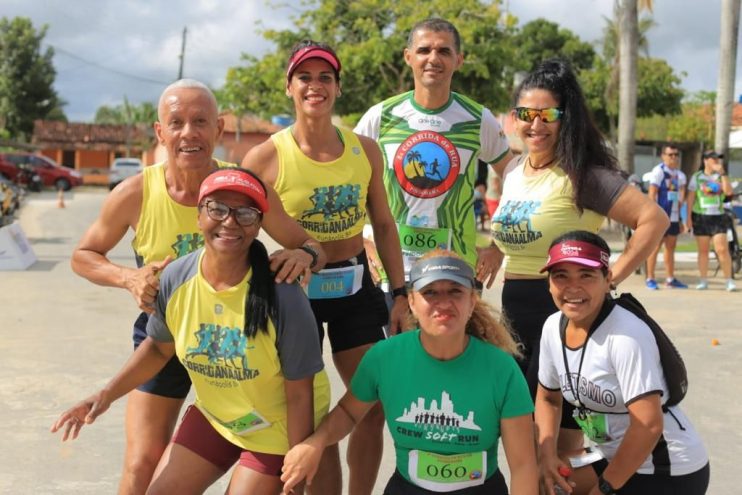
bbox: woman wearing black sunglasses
[489,58,668,485]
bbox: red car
[0,152,82,190]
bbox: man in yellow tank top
[70,79,326,494]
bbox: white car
[108,158,143,190]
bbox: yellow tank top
[491,163,605,276]
[272,127,371,242]
[131,160,230,266]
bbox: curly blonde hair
[409,249,521,357]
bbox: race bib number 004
[408,450,486,492]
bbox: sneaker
[727,280,737,292]
[665,278,688,289]
[695,281,708,290]
[646,279,658,290]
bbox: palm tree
[617,0,648,173]
[715,0,741,163]
[602,1,655,143]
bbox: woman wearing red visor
[535,230,709,495]
[243,41,407,494]
[52,168,331,494]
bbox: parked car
[0,152,82,191]
[108,157,143,190]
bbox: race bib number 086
[398,224,451,256]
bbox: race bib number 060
[408,450,486,492]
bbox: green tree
[0,17,62,139]
[94,98,157,125]
[220,0,517,122]
[513,18,596,73]
[582,56,683,134]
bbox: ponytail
[243,239,277,338]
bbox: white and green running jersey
[355,91,509,271]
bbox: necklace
[527,155,556,170]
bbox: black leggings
[502,278,577,428]
[383,469,508,495]
[501,278,556,397]
[592,460,710,494]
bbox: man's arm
[360,136,409,334]
[71,175,172,312]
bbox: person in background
[645,144,688,290]
[686,150,736,291]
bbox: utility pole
[178,27,187,80]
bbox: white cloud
[4,0,742,121]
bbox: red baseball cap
[198,169,269,213]
[540,240,610,273]
[286,46,341,80]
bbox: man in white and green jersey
[355,18,513,289]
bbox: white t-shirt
[648,164,687,221]
[538,303,708,476]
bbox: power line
[50,45,171,86]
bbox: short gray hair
[158,79,218,121]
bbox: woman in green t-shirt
[686,150,736,291]
[280,251,538,494]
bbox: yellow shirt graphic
[148,250,330,454]
[491,164,604,276]
[272,127,371,242]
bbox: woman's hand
[540,454,575,494]
[280,440,324,494]
[475,245,504,289]
[49,390,112,441]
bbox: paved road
[1,188,738,494]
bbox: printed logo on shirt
[393,131,460,198]
[395,391,482,445]
[183,323,260,384]
[561,373,617,408]
[490,200,543,247]
[171,232,204,258]
[700,178,722,196]
[298,183,365,238]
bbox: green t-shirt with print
[351,330,533,491]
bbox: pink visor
[286,46,341,80]
[540,240,610,273]
[198,169,269,213]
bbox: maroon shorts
[172,405,284,475]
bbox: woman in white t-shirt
[535,231,709,495]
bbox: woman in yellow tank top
[242,40,408,494]
[490,59,670,492]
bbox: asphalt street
[1,188,739,494]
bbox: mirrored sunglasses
[514,107,564,123]
[203,200,262,226]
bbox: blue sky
[4,0,738,121]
